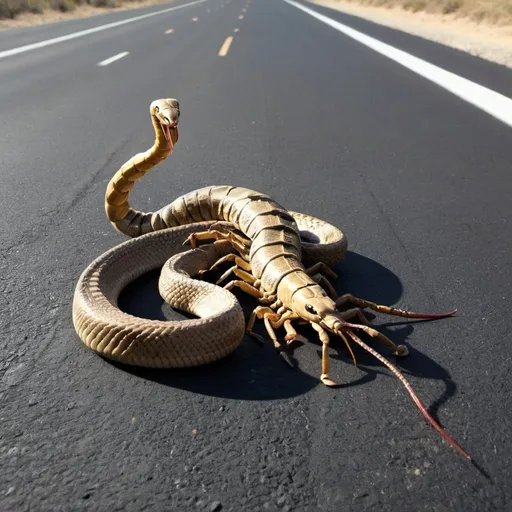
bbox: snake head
[150,98,180,149]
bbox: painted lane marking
[192,17,199,21]
[165,28,174,33]
[238,14,244,19]
[97,51,129,66]
[0,0,207,61]
[233,28,239,32]
[218,36,233,56]
[283,0,512,129]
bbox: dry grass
[0,0,140,19]
[338,0,512,25]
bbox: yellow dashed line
[218,36,233,57]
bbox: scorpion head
[289,281,470,460]
[291,285,348,334]
[150,98,180,149]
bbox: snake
[71,98,472,460]
[72,98,348,369]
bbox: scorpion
[73,98,471,460]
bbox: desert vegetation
[0,0,144,20]
[336,0,512,25]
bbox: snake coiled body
[72,98,472,459]
[72,99,347,368]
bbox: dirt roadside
[309,0,512,69]
[0,0,173,29]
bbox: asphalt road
[1,0,511,510]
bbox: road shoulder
[308,0,512,69]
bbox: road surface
[1,0,511,510]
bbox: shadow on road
[115,251,459,409]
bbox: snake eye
[305,304,317,315]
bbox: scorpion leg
[270,299,283,311]
[197,253,251,279]
[283,318,308,345]
[268,309,309,343]
[217,266,255,286]
[311,323,336,386]
[340,308,408,357]
[246,307,293,366]
[335,294,457,319]
[224,275,274,305]
[246,306,274,344]
[306,263,338,299]
[210,253,251,272]
[184,230,250,256]
[225,280,263,299]
[311,274,338,300]
[306,262,338,281]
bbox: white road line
[283,0,512,129]
[218,36,233,57]
[238,14,244,19]
[165,28,174,34]
[233,28,239,32]
[0,0,207,61]
[97,51,129,66]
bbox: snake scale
[72,98,347,368]
[72,98,471,460]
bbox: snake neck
[104,114,172,236]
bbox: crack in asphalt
[1,137,132,259]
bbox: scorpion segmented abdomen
[209,186,238,220]
[250,242,302,280]
[259,255,305,294]
[113,210,154,237]
[247,215,304,293]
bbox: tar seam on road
[0,0,207,61]
[283,0,512,130]
[218,36,234,56]
[97,52,129,66]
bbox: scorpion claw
[320,374,337,387]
